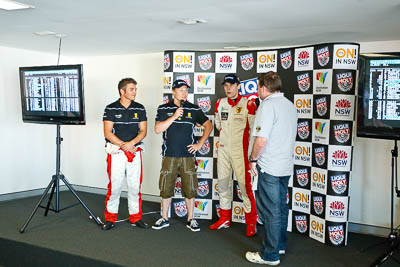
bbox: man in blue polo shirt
[102,78,148,231]
[152,79,213,232]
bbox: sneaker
[245,252,280,265]
[152,218,170,230]
[279,250,285,255]
[187,219,200,232]
[131,219,149,229]
[102,221,115,231]
[209,218,230,230]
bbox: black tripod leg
[60,176,102,225]
[19,177,56,233]
[44,177,57,216]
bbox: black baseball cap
[222,74,240,85]
[172,79,190,89]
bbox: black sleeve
[196,107,209,125]
[103,106,114,121]
[155,106,164,122]
[139,105,147,122]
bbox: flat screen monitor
[19,64,85,125]
[357,53,400,140]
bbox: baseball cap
[222,74,240,85]
[172,79,190,89]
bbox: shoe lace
[190,219,199,228]
[156,218,165,225]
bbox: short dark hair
[118,78,137,95]
[258,72,282,93]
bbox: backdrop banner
[163,42,359,246]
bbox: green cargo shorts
[159,157,198,199]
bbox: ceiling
[1,0,399,56]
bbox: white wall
[2,40,400,230]
[0,46,62,195]
[61,53,164,196]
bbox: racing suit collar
[227,94,242,107]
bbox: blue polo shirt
[156,101,208,157]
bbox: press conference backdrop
[162,42,359,247]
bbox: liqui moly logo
[198,139,211,155]
[333,123,350,143]
[314,147,326,166]
[174,201,187,217]
[316,97,328,117]
[197,96,211,113]
[239,78,258,100]
[336,72,353,92]
[295,215,308,233]
[164,54,170,70]
[328,225,345,246]
[313,196,324,215]
[297,121,310,140]
[316,46,330,67]
[296,168,309,187]
[280,51,292,69]
[297,73,311,92]
[240,53,254,71]
[331,174,347,195]
[236,184,243,201]
[197,180,210,197]
[198,54,212,71]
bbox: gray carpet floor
[0,191,399,266]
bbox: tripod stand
[368,140,400,266]
[19,125,102,233]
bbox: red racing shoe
[209,209,231,230]
[246,223,257,237]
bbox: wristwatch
[249,157,258,163]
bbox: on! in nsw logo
[197,96,211,113]
[331,174,347,195]
[329,225,345,246]
[295,96,312,117]
[174,201,187,217]
[164,54,170,70]
[335,99,351,116]
[295,215,308,233]
[334,45,358,69]
[315,97,328,117]
[280,51,292,69]
[329,201,346,218]
[198,54,212,71]
[313,196,324,215]
[296,168,309,187]
[314,147,326,166]
[297,73,311,92]
[297,121,310,140]
[197,180,210,197]
[316,46,330,67]
[336,72,353,92]
[332,150,348,167]
[333,123,350,143]
[240,53,254,71]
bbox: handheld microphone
[178,99,185,120]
